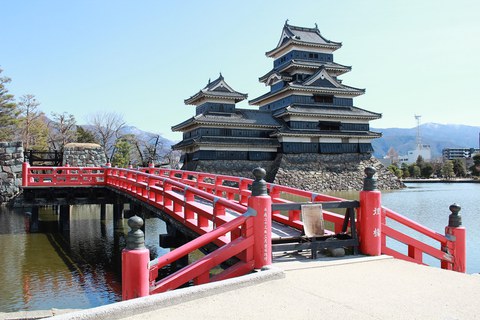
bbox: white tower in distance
[407,114,431,163]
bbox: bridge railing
[137,167,350,236]
[21,162,105,186]
[381,205,466,272]
[105,166,272,298]
[148,214,253,294]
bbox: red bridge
[20,162,466,300]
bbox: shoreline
[402,178,479,183]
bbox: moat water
[0,182,478,312]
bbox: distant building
[172,22,382,171]
[443,148,480,160]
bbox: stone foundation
[63,143,107,167]
[274,153,404,192]
[190,153,403,192]
[193,159,277,181]
[0,142,24,203]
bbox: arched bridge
[19,162,466,300]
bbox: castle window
[313,95,334,104]
[319,121,341,131]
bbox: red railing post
[444,203,466,273]
[22,162,30,187]
[247,168,272,268]
[122,216,150,300]
[358,167,382,256]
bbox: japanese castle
[172,22,383,184]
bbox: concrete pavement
[42,255,480,320]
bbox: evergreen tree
[111,137,132,167]
[401,163,410,178]
[470,154,480,176]
[452,159,467,177]
[420,163,434,178]
[442,161,455,179]
[76,126,98,144]
[0,68,20,141]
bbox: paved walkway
[40,255,480,320]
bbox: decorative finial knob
[363,166,377,191]
[126,215,145,250]
[251,167,267,196]
[448,203,462,227]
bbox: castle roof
[172,136,280,150]
[271,127,382,139]
[266,21,342,58]
[250,67,365,106]
[171,109,281,131]
[259,60,351,83]
[273,105,382,120]
[184,74,248,105]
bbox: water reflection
[0,205,167,312]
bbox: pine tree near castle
[0,68,20,141]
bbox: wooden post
[248,168,272,268]
[59,205,70,231]
[122,215,150,300]
[100,204,106,221]
[358,167,382,256]
[22,162,30,187]
[444,203,466,273]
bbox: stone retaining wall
[62,143,107,167]
[192,153,403,192]
[0,142,24,203]
[194,159,277,181]
[273,154,404,192]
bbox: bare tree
[18,94,41,149]
[48,112,77,151]
[87,112,125,161]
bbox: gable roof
[266,21,342,57]
[259,60,351,83]
[184,74,248,105]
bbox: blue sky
[1,0,479,141]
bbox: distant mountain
[119,125,175,149]
[79,124,175,155]
[371,123,480,158]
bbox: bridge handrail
[382,207,447,244]
[138,167,351,234]
[148,214,252,293]
[22,165,105,186]
[107,167,247,214]
[381,206,457,268]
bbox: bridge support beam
[24,206,39,233]
[359,167,382,256]
[100,204,106,221]
[59,205,70,231]
[113,202,124,229]
[160,223,189,271]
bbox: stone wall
[194,159,277,181]
[273,153,404,192]
[0,142,24,203]
[62,143,107,167]
[192,153,403,192]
